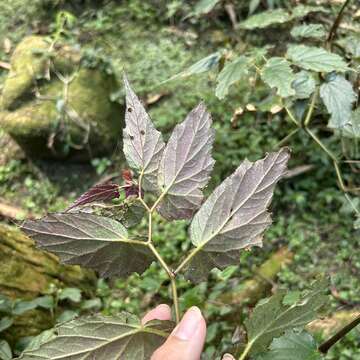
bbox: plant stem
[304,90,318,127]
[305,128,338,163]
[148,242,180,323]
[326,0,352,49]
[275,128,300,148]
[238,341,253,360]
[147,212,152,244]
[138,171,150,211]
[174,246,202,275]
[318,313,360,354]
[284,106,300,127]
[170,277,180,323]
[150,189,167,213]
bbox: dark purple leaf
[67,183,120,211]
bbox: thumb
[151,306,206,360]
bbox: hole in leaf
[129,135,134,140]
[140,130,145,135]
[127,107,133,112]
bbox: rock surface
[0,36,123,160]
[0,223,96,343]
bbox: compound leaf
[157,103,215,220]
[21,213,154,278]
[287,45,349,73]
[67,183,120,211]
[292,71,316,100]
[19,313,174,360]
[261,57,296,98]
[184,149,289,280]
[320,74,357,129]
[290,24,326,40]
[123,76,165,192]
[215,56,249,99]
[245,278,328,355]
[257,330,322,360]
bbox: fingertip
[142,304,172,324]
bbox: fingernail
[155,304,169,311]
[222,354,235,360]
[174,306,202,341]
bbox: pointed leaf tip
[123,76,165,192]
[157,102,215,220]
[184,148,290,281]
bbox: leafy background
[0,0,359,359]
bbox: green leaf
[0,317,13,332]
[258,330,322,360]
[32,296,54,310]
[81,298,102,311]
[157,103,215,220]
[22,213,154,278]
[13,300,38,315]
[0,296,12,313]
[291,24,326,40]
[215,56,249,99]
[239,9,290,30]
[169,52,222,81]
[261,57,296,98]
[56,310,78,324]
[290,5,327,19]
[338,35,360,58]
[123,76,165,192]
[342,108,360,139]
[244,278,328,355]
[239,6,326,30]
[320,74,357,129]
[292,71,316,99]
[22,329,57,352]
[58,287,82,303]
[0,340,11,360]
[186,148,289,281]
[287,45,349,73]
[19,313,174,360]
[193,0,220,16]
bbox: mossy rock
[0,223,97,344]
[0,36,123,160]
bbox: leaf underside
[245,278,328,355]
[185,148,290,281]
[19,313,174,360]
[123,76,165,192]
[157,102,215,220]
[21,213,154,278]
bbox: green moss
[0,36,123,159]
[1,36,49,110]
